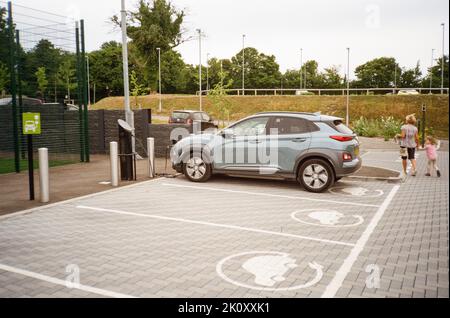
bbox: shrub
[352,116,402,140]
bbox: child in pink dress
[424,136,441,177]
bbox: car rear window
[333,120,354,134]
[269,117,317,135]
[172,112,190,120]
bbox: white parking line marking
[76,205,356,247]
[162,183,381,208]
[321,185,400,298]
[0,263,136,298]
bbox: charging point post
[22,113,41,201]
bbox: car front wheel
[298,159,335,193]
[183,155,212,183]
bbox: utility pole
[346,48,350,127]
[157,47,162,112]
[206,53,210,92]
[300,48,303,89]
[242,34,246,96]
[441,23,445,94]
[430,49,435,92]
[121,0,133,130]
[197,29,202,111]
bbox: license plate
[354,146,360,157]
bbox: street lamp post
[242,34,246,96]
[157,48,162,112]
[197,29,202,111]
[441,23,445,94]
[346,48,350,127]
[120,0,132,127]
[430,48,435,92]
[300,48,303,90]
[206,53,210,92]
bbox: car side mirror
[221,128,234,138]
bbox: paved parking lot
[0,151,448,298]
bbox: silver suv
[171,112,361,193]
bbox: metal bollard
[110,142,119,187]
[38,148,49,203]
[193,120,201,135]
[147,138,155,178]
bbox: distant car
[397,89,420,95]
[169,110,215,125]
[0,97,43,106]
[295,90,314,96]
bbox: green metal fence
[0,1,89,174]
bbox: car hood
[176,133,220,148]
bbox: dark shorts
[401,147,416,160]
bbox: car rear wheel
[298,159,335,193]
[183,155,212,183]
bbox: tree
[320,66,344,89]
[399,62,422,88]
[130,70,147,108]
[208,66,233,126]
[0,62,8,97]
[354,57,399,88]
[230,47,281,89]
[113,0,186,90]
[35,67,48,99]
[22,39,63,98]
[57,57,77,100]
[89,41,125,99]
[422,55,449,89]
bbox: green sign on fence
[22,113,41,135]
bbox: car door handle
[292,138,307,143]
[248,140,262,144]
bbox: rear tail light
[187,119,193,124]
[343,152,352,161]
[330,135,354,142]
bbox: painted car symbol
[242,254,298,287]
[24,120,37,133]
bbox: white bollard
[147,137,155,178]
[38,148,49,203]
[110,142,119,187]
[193,120,202,135]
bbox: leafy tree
[354,57,399,88]
[130,70,147,107]
[320,66,344,89]
[57,57,77,100]
[89,41,125,99]
[35,67,48,99]
[399,62,422,88]
[0,7,9,70]
[230,47,281,89]
[113,0,185,90]
[422,55,449,89]
[208,66,233,126]
[0,62,8,96]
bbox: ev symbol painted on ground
[329,186,384,198]
[291,209,364,227]
[216,251,323,291]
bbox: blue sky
[10,0,450,78]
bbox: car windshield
[172,112,190,119]
[334,120,354,134]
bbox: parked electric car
[171,112,361,193]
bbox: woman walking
[399,114,419,178]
